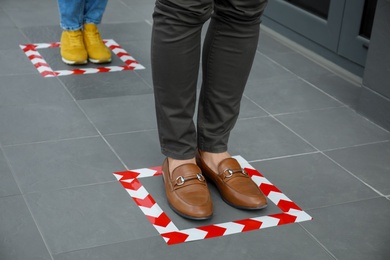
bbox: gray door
[263,0,377,67]
[338,0,377,66]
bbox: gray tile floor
[1,1,390,259]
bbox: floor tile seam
[321,140,390,153]
[242,92,348,118]
[76,91,156,103]
[249,149,386,207]
[255,51,390,136]
[257,50,353,107]
[0,7,18,29]
[355,111,390,134]
[0,144,21,203]
[1,135,101,148]
[302,194,383,212]
[0,145,55,260]
[17,20,34,44]
[19,194,55,260]
[266,115,390,194]
[321,152,386,197]
[265,111,322,152]
[0,72,37,77]
[297,223,338,260]
[0,97,91,109]
[19,179,120,197]
[0,145,24,197]
[267,109,390,165]
[243,93,349,118]
[103,18,152,26]
[102,128,157,137]
[247,150,321,163]
[0,131,121,197]
[255,50,296,77]
[266,105,348,117]
[242,94,331,155]
[56,77,132,171]
[118,0,155,8]
[133,70,153,89]
[270,104,390,138]
[237,114,271,121]
[145,19,153,27]
[52,234,160,257]
[260,26,363,86]
[242,93,272,117]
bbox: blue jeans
[57,0,108,30]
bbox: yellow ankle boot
[83,23,111,64]
[60,30,88,65]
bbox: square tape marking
[113,156,312,245]
[20,39,144,77]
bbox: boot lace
[85,30,103,46]
[68,32,84,47]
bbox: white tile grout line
[0,145,55,260]
[321,153,386,197]
[1,135,101,148]
[298,224,338,260]
[260,25,363,86]
[71,105,131,171]
[256,50,353,106]
[248,151,321,163]
[256,44,390,135]
[243,94,387,198]
[321,140,390,153]
[102,128,157,137]
[276,121,385,197]
[53,70,132,171]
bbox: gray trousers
[151,0,268,159]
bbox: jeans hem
[60,24,83,31]
[197,145,228,154]
[161,148,196,160]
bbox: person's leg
[197,0,268,170]
[196,0,268,210]
[83,0,111,63]
[57,0,88,64]
[152,0,213,161]
[58,0,85,31]
[83,0,108,25]
[152,0,214,219]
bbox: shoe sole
[88,58,112,64]
[221,196,268,210]
[167,201,213,221]
[62,57,87,65]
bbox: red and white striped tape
[113,156,312,245]
[20,39,144,78]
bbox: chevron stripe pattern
[20,39,145,78]
[113,156,312,245]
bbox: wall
[357,0,390,131]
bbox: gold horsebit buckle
[222,168,248,178]
[175,173,205,186]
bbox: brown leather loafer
[162,158,213,220]
[196,150,267,210]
